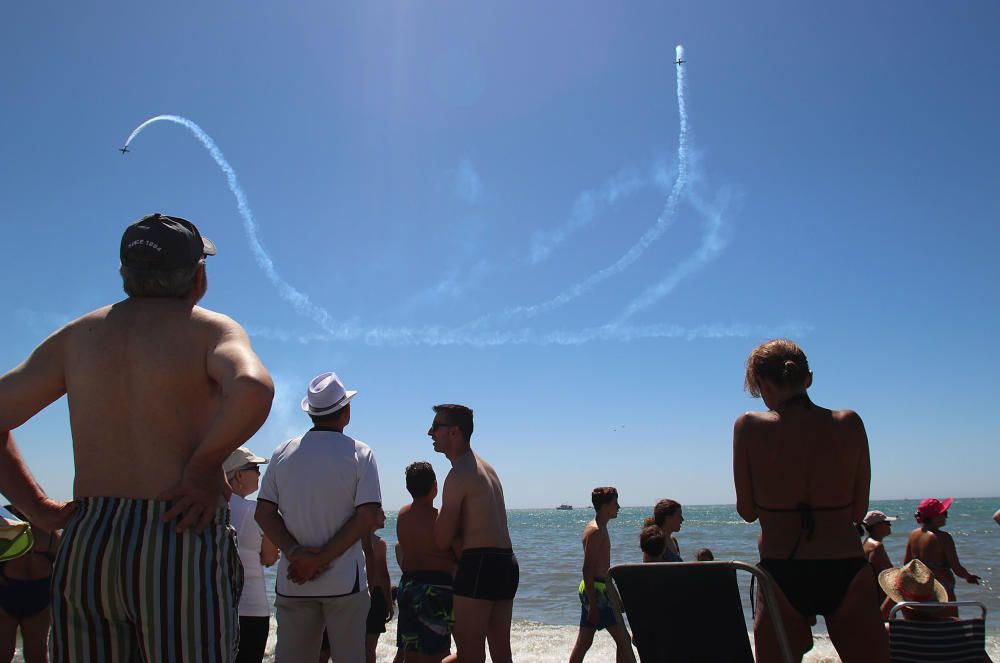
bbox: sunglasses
[430,422,456,431]
[239,465,261,473]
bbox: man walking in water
[429,404,518,663]
[0,213,275,662]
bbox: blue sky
[2,2,998,509]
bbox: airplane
[118,146,129,154]
[675,58,686,65]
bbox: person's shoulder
[831,408,865,428]
[473,452,500,478]
[733,410,774,445]
[735,409,776,429]
[189,306,250,337]
[933,529,954,542]
[58,305,114,337]
[269,435,302,462]
[352,437,374,454]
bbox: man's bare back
[398,500,457,574]
[439,452,511,551]
[60,299,267,499]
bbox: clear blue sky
[2,2,998,509]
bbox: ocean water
[14,499,996,662]
[253,498,1000,661]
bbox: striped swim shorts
[50,496,243,663]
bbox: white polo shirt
[258,428,382,598]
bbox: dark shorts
[578,578,617,631]
[396,571,454,655]
[366,588,388,635]
[453,548,519,600]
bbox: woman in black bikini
[733,340,887,662]
[0,506,60,663]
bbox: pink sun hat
[916,497,953,523]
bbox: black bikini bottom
[0,576,52,619]
[759,557,868,618]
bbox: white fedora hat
[301,372,357,416]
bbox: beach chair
[606,561,793,663]
[888,601,987,663]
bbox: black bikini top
[755,391,851,559]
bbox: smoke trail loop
[124,115,349,336]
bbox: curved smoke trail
[490,44,691,322]
[124,115,352,337]
[120,47,766,346]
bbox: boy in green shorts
[569,487,630,663]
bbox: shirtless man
[397,461,457,663]
[429,405,518,663]
[0,213,274,662]
[904,498,980,608]
[569,487,629,663]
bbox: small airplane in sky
[118,146,129,154]
[675,58,686,65]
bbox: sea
[15,498,996,662]
[255,498,999,662]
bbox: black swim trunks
[367,587,389,635]
[453,547,519,600]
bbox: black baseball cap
[120,213,216,269]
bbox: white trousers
[274,590,370,663]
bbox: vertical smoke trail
[123,115,350,336]
[495,44,690,321]
[617,189,727,322]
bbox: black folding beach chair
[606,561,794,663]
[888,601,987,663]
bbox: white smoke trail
[530,168,645,264]
[617,186,729,321]
[494,44,691,321]
[124,116,355,337]
[120,48,793,347]
[245,320,812,347]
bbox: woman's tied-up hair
[744,338,810,398]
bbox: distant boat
[556,504,573,510]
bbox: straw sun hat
[878,559,949,604]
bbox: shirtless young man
[733,339,886,662]
[0,213,274,663]
[904,498,980,608]
[569,487,629,663]
[396,461,457,663]
[429,405,518,663]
